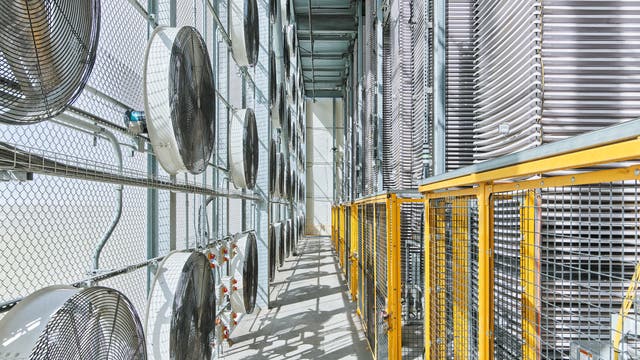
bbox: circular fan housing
[230,108,259,190]
[277,222,285,267]
[230,0,259,67]
[144,26,215,175]
[287,218,295,255]
[283,219,291,258]
[270,57,285,129]
[277,152,286,199]
[0,285,146,359]
[269,224,277,281]
[280,0,291,25]
[283,29,291,80]
[269,139,277,196]
[269,0,277,23]
[0,1,100,124]
[230,232,259,314]
[146,251,215,360]
[282,157,290,200]
[286,24,297,60]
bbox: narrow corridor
[223,236,372,359]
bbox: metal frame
[420,133,640,360]
[332,191,423,359]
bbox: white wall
[306,98,344,235]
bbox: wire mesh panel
[427,196,478,360]
[376,203,388,359]
[539,182,640,359]
[364,203,376,350]
[492,193,527,359]
[345,206,352,285]
[401,201,426,359]
[358,205,365,320]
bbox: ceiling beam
[300,53,346,60]
[296,14,355,33]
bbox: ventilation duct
[146,251,215,360]
[230,0,259,67]
[230,108,259,190]
[144,26,215,175]
[0,0,100,124]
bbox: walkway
[222,236,372,359]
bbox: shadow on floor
[221,236,372,360]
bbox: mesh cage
[400,202,425,359]
[364,204,376,349]
[427,196,478,359]
[376,203,388,359]
[358,205,365,317]
[345,206,352,283]
[493,194,525,359]
[539,182,640,359]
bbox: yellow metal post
[372,202,378,357]
[452,198,470,358]
[478,184,494,359]
[424,196,431,359]
[350,204,359,300]
[339,206,345,270]
[521,190,540,360]
[387,194,402,358]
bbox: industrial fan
[145,251,215,360]
[230,108,259,190]
[269,0,277,23]
[283,157,290,200]
[230,0,259,67]
[0,285,146,359]
[277,152,286,199]
[286,24,297,61]
[287,218,294,255]
[229,232,259,314]
[269,224,277,281]
[144,26,215,175]
[0,0,100,124]
[269,53,285,128]
[270,139,279,197]
[283,28,291,81]
[280,0,291,25]
[283,220,292,258]
[277,222,286,266]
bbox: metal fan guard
[0,0,100,124]
[170,252,215,360]
[32,286,146,360]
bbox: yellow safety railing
[332,193,424,359]
[420,126,640,360]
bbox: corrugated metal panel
[382,25,400,189]
[472,0,542,162]
[411,0,428,181]
[445,0,475,170]
[540,1,640,142]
